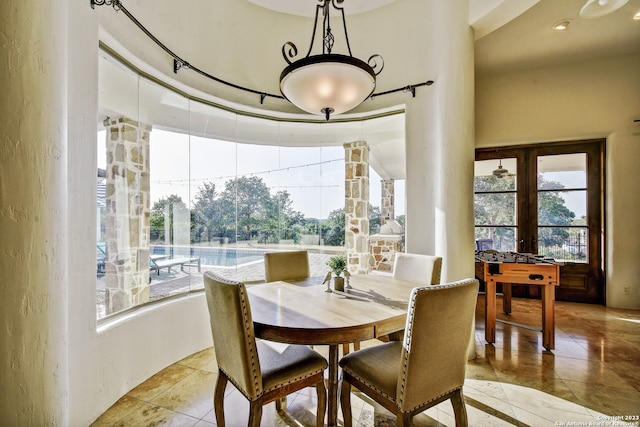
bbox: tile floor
[91,295,640,426]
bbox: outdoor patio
[96,251,337,318]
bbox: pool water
[151,246,265,267]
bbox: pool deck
[97,250,339,316]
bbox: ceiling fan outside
[492,160,513,178]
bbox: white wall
[67,5,214,426]
[0,1,69,424]
[476,53,640,309]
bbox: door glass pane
[537,153,588,263]
[474,227,517,252]
[538,190,586,226]
[538,153,586,190]
[474,158,518,253]
[474,158,517,192]
[474,193,517,225]
[537,226,588,262]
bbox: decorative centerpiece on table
[326,255,347,292]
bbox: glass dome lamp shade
[280,54,376,119]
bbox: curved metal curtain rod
[90,0,434,106]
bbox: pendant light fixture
[580,0,629,18]
[492,160,510,178]
[279,0,384,120]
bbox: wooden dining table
[246,274,418,427]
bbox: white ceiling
[475,0,640,74]
[247,0,640,74]
[247,0,400,17]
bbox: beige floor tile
[551,356,636,390]
[177,347,216,370]
[90,395,148,427]
[149,369,216,419]
[114,401,200,427]
[564,380,640,415]
[127,364,196,402]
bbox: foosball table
[475,251,560,351]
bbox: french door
[475,140,605,304]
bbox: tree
[369,205,381,234]
[192,182,219,243]
[322,208,345,246]
[219,176,273,242]
[150,195,188,244]
[271,190,305,243]
[473,175,517,250]
[537,179,575,248]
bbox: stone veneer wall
[369,235,404,272]
[381,179,395,222]
[344,141,370,274]
[103,117,151,314]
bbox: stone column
[344,141,370,274]
[103,116,152,314]
[381,179,395,222]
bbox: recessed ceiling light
[634,11,640,20]
[552,20,571,30]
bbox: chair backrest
[396,278,479,411]
[392,253,442,285]
[203,271,263,399]
[264,250,310,282]
[475,239,494,251]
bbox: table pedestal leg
[485,280,496,344]
[542,284,555,351]
[327,344,339,426]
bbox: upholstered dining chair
[339,278,479,427]
[345,252,444,355]
[392,252,442,285]
[203,271,327,427]
[264,250,310,282]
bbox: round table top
[247,274,419,345]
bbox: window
[96,49,405,318]
[473,158,518,252]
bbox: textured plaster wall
[0,0,69,424]
[404,0,476,284]
[476,53,640,309]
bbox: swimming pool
[150,246,265,267]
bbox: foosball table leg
[542,284,556,351]
[503,283,512,314]
[485,280,496,344]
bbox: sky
[98,129,406,220]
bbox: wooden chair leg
[248,401,263,427]
[275,396,286,413]
[340,379,353,427]
[451,388,469,427]
[316,380,327,427]
[396,412,412,427]
[342,343,350,355]
[214,372,228,427]
[353,341,360,351]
